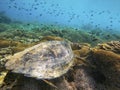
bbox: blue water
[0,0,120,31]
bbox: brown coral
[0,39,17,48]
[1,37,120,90]
[97,41,120,54]
[91,49,120,89]
[39,36,64,42]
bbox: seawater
[0,0,120,45]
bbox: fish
[34,0,38,2]
[10,0,15,2]
[39,14,42,16]
[29,13,32,15]
[13,6,17,8]
[8,6,11,8]
[92,38,99,41]
[34,7,37,10]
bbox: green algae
[0,21,120,47]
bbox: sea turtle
[5,40,74,79]
[0,40,91,89]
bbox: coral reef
[74,66,96,90]
[91,48,120,90]
[71,43,91,57]
[97,41,120,54]
[0,39,35,71]
[39,36,64,42]
[0,22,120,46]
[0,39,17,48]
[0,37,120,90]
[0,22,120,89]
[0,39,34,54]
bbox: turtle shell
[5,41,74,79]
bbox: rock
[39,36,64,42]
[74,66,96,90]
[91,48,120,89]
[0,71,8,87]
[97,41,120,54]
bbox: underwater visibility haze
[1,0,120,29]
[0,0,120,45]
[0,0,120,90]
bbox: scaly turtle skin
[5,41,74,79]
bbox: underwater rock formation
[0,39,17,48]
[0,39,34,54]
[39,36,64,42]
[0,36,120,90]
[97,41,120,54]
[74,66,96,90]
[91,48,120,90]
[0,39,35,71]
[71,43,91,57]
